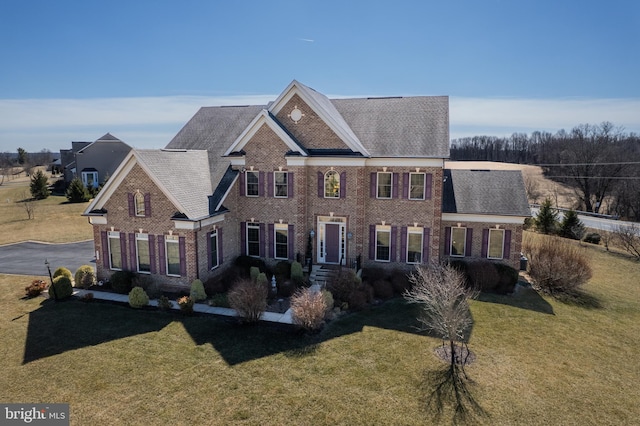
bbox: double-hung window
[247,223,260,256]
[81,170,99,188]
[407,227,423,264]
[409,173,425,200]
[488,229,505,259]
[377,172,392,199]
[108,231,122,270]
[165,235,181,276]
[375,225,391,262]
[246,171,259,197]
[274,171,288,197]
[136,233,150,273]
[134,192,145,216]
[274,224,288,259]
[450,227,467,257]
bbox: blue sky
[1,0,639,152]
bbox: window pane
[407,232,422,263]
[377,172,392,198]
[166,241,180,276]
[137,237,150,273]
[109,236,121,270]
[135,192,145,216]
[210,232,218,268]
[376,230,390,261]
[410,173,425,199]
[246,171,259,196]
[325,171,340,198]
[275,228,288,259]
[275,172,288,197]
[247,226,260,256]
[488,229,505,259]
[451,228,466,256]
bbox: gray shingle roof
[331,96,449,158]
[443,169,531,216]
[135,149,212,219]
[165,105,264,189]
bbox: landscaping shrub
[321,289,334,312]
[49,275,73,300]
[157,296,173,311]
[109,270,136,294]
[250,266,260,282]
[74,265,95,289]
[277,280,296,297]
[209,293,230,308]
[136,275,161,299]
[53,266,72,280]
[30,169,50,200]
[372,279,394,299]
[25,279,48,298]
[493,263,519,294]
[524,234,593,295]
[362,266,387,283]
[189,279,207,301]
[347,285,370,311]
[273,260,292,282]
[584,233,601,245]
[256,272,269,288]
[466,260,500,292]
[228,279,267,323]
[128,286,149,308]
[177,296,194,314]
[204,272,234,295]
[389,269,411,294]
[559,209,586,240]
[233,255,268,277]
[327,269,360,304]
[290,288,327,331]
[290,261,304,287]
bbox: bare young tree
[20,191,36,220]
[523,174,542,204]
[614,224,640,260]
[404,263,478,366]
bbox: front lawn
[1,239,639,424]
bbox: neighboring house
[83,80,530,290]
[61,133,131,188]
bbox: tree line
[450,122,640,221]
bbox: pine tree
[66,177,90,203]
[559,209,585,240]
[535,198,558,235]
[29,170,50,200]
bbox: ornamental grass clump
[128,286,149,308]
[25,279,48,298]
[177,296,194,314]
[53,266,72,280]
[290,288,327,332]
[228,279,267,323]
[523,234,592,295]
[189,279,207,302]
[74,265,96,289]
[49,276,73,300]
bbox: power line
[545,176,640,180]
[534,161,640,167]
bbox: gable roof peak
[96,132,121,141]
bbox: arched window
[324,170,340,198]
[134,191,145,216]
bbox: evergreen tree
[535,198,558,235]
[17,147,28,165]
[29,170,50,200]
[559,209,585,240]
[66,177,90,203]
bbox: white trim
[274,223,289,260]
[165,235,181,277]
[285,157,445,168]
[246,222,261,257]
[229,157,245,167]
[209,229,219,270]
[135,233,151,274]
[450,227,467,258]
[223,110,307,156]
[286,157,368,167]
[107,231,122,271]
[274,171,288,198]
[376,171,393,199]
[366,158,445,168]
[88,216,107,225]
[245,170,260,197]
[406,227,423,264]
[409,172,426,200]
[173,214,226,230]
[442,213,528,224]
[375,225,392,262]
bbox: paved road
[0,240,95,276]
[530,207,639,232]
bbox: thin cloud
[299,38,315,42]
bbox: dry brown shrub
[290,288,327,331]
[228,278,267,323]
[523,234,592,294]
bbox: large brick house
[83,80,530,289]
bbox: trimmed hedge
[50,276,73,300]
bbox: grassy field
[1,234,639,425]
[0,176,92,245]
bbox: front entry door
[325,224,340,263]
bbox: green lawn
[1,239,639,425]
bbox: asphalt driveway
[0,240,95,276]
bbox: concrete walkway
[69,288,294,325]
